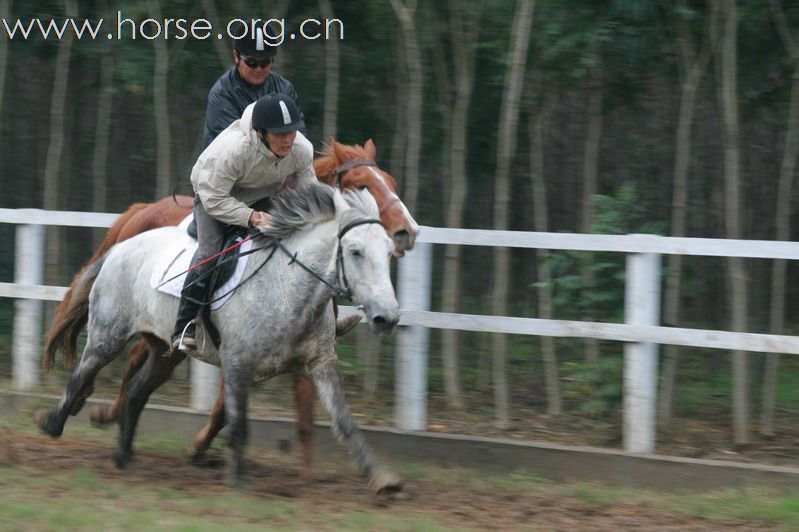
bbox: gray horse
[36,183,402,493]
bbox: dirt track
[0,429,774,531]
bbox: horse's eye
[357,185,367,191]
[350,249,363,258]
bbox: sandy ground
[0,429,775,531]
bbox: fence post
[191,360,220,411]
[394,242,432,431]
[623,250,661,453]
[12,224,45,389]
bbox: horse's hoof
[33,409,63,438]
[368,467,403,495]
[113,450,134,470]
[186,444,205,463]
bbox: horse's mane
[314,142,370,185]
[262,182,337,240]
[340,188,380,230]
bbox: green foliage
[536,182,665,322]
[561,355,623,419]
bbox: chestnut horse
[45,139,418,476]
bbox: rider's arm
[193,149,253,228]
[292,133,317,187]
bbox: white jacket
[190,102,316,227]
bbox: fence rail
[1,207,797,454]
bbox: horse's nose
[392,230,415,253]
[371,313,399,335]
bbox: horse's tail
[43,202,147,371]
[43,252,108,371]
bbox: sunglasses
[240,54,272,69]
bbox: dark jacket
[202,67,306,148]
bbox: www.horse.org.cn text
[1,13,345,42]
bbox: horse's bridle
[272,216,382,301]
[334,159,403,217]
[333,159,377,185]
[335,218,383,300]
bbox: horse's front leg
[309,355,402,494]
[294,371,315,478]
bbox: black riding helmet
[230,21,278,59]
[252,94,305,134]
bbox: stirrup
[172,320,197,352]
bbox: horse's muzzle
[370,312,399,335]
[392,229,416,255]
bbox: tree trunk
[529,100,561,416]
[200,0,231,69]
[149,0,172,199]
[0,0,11,123]
[388,0,423,212]
[43,0,77,286]
[490,0,534,428]
[91,50,113,245]
[719,0,749,445]
[318,0,339,142]
[762,0,799,437]
[440,1,486,405]
[580,61,603,364]
[660,0,719,424]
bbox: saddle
[150,216,256,312]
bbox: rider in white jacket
[172,93,313,352]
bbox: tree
[149,0,172,199]
[719,0,750,445]
[318,0,339,142]
[490,0,535,427]
[388,0,423,211]
[91,45,113,240]
[528,94,561,415]
[437,0,486,408]
[659,0,720,424]
[43,0,77,285]
[761,0,799,437]
[0,0,11,124]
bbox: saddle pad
[150,226,253,311]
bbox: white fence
[4,207,799,454]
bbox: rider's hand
[249,210,271,229]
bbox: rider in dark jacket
[202,22,307,148]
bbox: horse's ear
[364,139,377,160]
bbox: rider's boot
[171,270,208,352]
[335,315,361,336]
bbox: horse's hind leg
[36,327,128,438]
[90,338,150,428]
[309,356,402,494]
[115,334,185,469]
[190,379,227,458]
[294,371,316,478]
